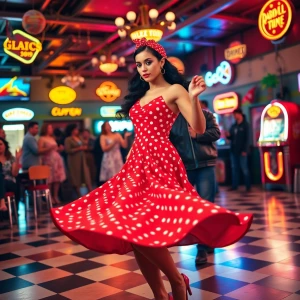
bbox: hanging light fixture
[115,4,176,42]
[61,67,85,89]
[91,51,126,75]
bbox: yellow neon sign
[3,30,42,64]
[130,29,163,42]
[51,107,82,117]
[213,92,239,114]
[49,86,76,105]
[258,0,293,41]
[264,151,284,181]
[96,81,121,102]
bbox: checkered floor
[0,187,300,300]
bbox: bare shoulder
[165,84,188,103]
[168,84,187,94]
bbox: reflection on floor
[0,187,300,300]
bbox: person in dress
[64,124,92,197]
[81,129,97,187]
[99,121,131,183]
[38,124,66,204]
[0,138,21,211]
[51,38,252,300]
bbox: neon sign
[3,30,42,64]
[51,107,82,117]
[213,92,239,114]
[0,77,30,101]
[130,29,163,42]
[258,0,294,41]
[224,41,247,64]
[100,106,121,118]
[205,61,234,87]
[2,108,34,121]
[49,86,76,104]
[96,81,121,102]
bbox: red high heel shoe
[169,274,192,300]
[182,273,192,299]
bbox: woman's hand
[188,75,206,98]
[15,148,22,161]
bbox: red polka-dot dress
[51,96,253,254]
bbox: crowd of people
[0,120,134,212]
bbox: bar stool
[25,166,52,222]
[5,192,18,228]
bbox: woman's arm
[64,138,83,154]
[100,135,117,152]
[117,133,130,149]
[170,76,207,134]
[11,148,22,177]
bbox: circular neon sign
[258,0,294,41]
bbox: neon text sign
[205,61,234,87]
[3,30,42,64]
[2,108,34,121]
[258,0,294,41]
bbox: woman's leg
[133,245,186,300]
[52,182,61,203]
[132,245,169,300]
[0,169,7,211]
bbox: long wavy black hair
[116,45,189,119]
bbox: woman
[51,39,252,300]
[64,124,92,197]
[99,122,131,183]
[0,138,21,211]
[81,129,97,187]
[38,124,66,204]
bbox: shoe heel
[181,273,192,296]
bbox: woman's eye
[146,61,152,65]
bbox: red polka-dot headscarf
[133,38,167,58]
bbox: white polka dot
[197,209,203,214]
[244,216,249,221]
[211,209,218,213]
[106,231,113,235]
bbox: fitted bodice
[129,96,178,141]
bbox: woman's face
[105,122,112,133]
[72,127,79,136]
[0,140,6,155]
[135,49,164,82]
[47,124,53,135]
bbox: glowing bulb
[118,29,127,38]
[91,57,99,66]
[149,9,159,20]
[165,11,175,22]
[115,17,125,27]
[126,11,136,22]
[119,56,125,64]
[100,55,106,62]
[111,55,117,62]
[168,22,176,30]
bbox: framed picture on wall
[250,104,265,146]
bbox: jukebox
[258,100,300,192]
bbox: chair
[4,192,18,228]
[26,166,52,222]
